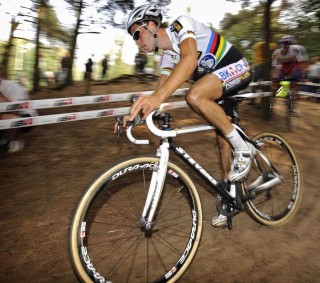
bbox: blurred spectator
[250,41,276,106]
[308,56,320,83]
[60,52,70,85]
[101,56,109,80]
[307,56,320,98]
[0,65,38,153]
[84,58,93,80]
[135,50,147,74]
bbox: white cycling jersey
[161,15,233,75]
[272,45,308,66]
[0,79,38,117]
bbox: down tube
[170,142,234,202]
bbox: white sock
[225,127,248,151]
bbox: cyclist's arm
[129,38,198,120]
[157,73,169,90]
[154,38,198,102]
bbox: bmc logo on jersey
[170,20,183,33]
[199,54,216,71]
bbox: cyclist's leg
[185,73,232,135]
[215,99,234,181]
[216,132,231,182]
[213,99,241,227]
[185,58,254,182]
[213,126,231,228]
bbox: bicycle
[275,80,299,131]
[249,79,299,131]
[69,97,302,283]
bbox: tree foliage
[221,0,320,61]
[1,0,70,86]
[61,0,172,86]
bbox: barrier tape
[233,92,273,99]
[0,81,319,130]
[2,81,318,113]
[0,88,189,112]
[0,101,188,130]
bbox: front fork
[140,141,170,232]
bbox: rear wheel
[287,96,298,131]
[69,156,203,283]
[244,133,302,226]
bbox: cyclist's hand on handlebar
[113,115,131,136]
[130,95,162,121]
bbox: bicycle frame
[275,80,298,108]
[127,111,241,230]
[69,100,301,283]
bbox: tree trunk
[263,0,273,81]
[261,0,273,121]
[1,19,19,77]
[33,18,41,92]
[67,0,83,86]
[33,1,44,93]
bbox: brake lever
[116,115,143,138]
[116,116,123,138]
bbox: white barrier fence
[0,89,189,130]
[0,82,319,130]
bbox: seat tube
[142,142,170,224]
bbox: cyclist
[271,35,308,112]
[115,4,254,227]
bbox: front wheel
[244,133,302,226]
[69,156,203,283]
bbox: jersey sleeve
[160,50,180,76]
[271,49,280,67]
[169,15,196,44]
[292,45,308,62]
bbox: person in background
[60,51,70,86]
[101,55,109,80]
[84,58,93,80]
[271,35,309,112]
[308,56,320,83]
[307,56,320,99]
[250,40,276,107]
[0,65,38,153]
[135,49,148,74]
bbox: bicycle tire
[69,156,203,283]
[244,133,302,226]
[286,97,298,131]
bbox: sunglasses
[132,24,147,41]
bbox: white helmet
[126,4,163,34]
[278,35,295,46]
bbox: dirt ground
[1,77,320,283]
